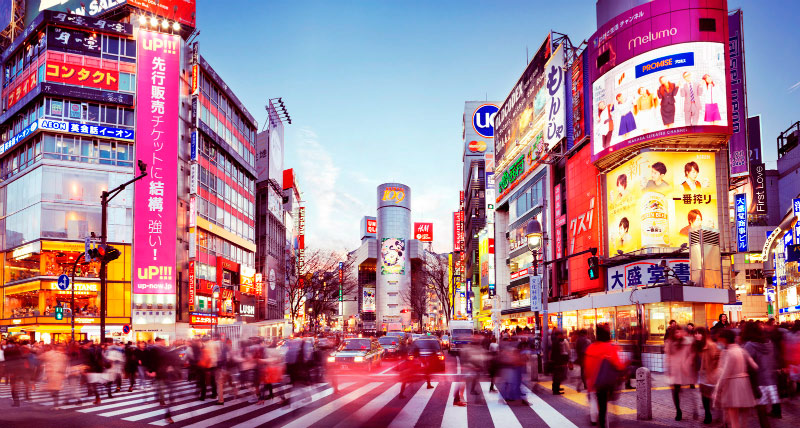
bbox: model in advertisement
[702,74,721,124]
[679,209,703,236]
[644,162,670,192]
[614,173,628,202]
[635,87,658,133]
[615,93,637,137]
[680,161,704,191]
[679,71,704,127]
[596,101,614,148]
[657,76,679,127]
[616,217,633,251]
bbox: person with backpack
[585,323,627,428]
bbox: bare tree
[402,266,429,332]
[286,248,358,333]
[419,250,452,325]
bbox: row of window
[195,194,255,243]
[198,132,255,195]
[509,176,545,222]
[198,165,254,218]
[199,101,254,169]
[197,72,256,145]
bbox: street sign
[122,324,131,334]
[530,276,542,312]
[85,237,91,263]
[57,274,70,291]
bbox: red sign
[6,70,38,108]
[191,64,199,94]
[453,211,464,252]
[367,219,377,234]
[414,222,433,242]
[188,260,196,310]
[555,228,563,259]
[45,61,119,91]
[566,144,602,293]
[571,52,586,143]
[510,268,530,281]
[189,313,217,326]
[127,0,197,28]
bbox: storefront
[769,209,800,323]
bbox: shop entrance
[52,333,86,343]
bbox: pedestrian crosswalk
[0,378,587,427]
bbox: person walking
[585,324,627,428]
[694,327,721,424]
[104,340,125,393]
[665,325,698,421]
[40,344,68,409]
[711,313,731,333]
[124,342,139,392]
[550,329,570,395]
[575,329,591,392]
[714,329,758,428]
[742,321,780,428]
[85,341,108,405]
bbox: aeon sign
[472,104,499,138]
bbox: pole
[100,191,108,343]
[70,252,85,343]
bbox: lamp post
[212,285,219,338]
[526,219,548,368]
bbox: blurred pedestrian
[148,337,179,424]
[584,324,627,428]
[665,325,698,421]
[742,321,779,428]
[694,327,720,424]
[124,342,139,391]
[85,341,109,404]
[104,340,125,393]
[40,344,68,409]
[575,329,591,392]
[550,329,570,395]
[714,329,758,428]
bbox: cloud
[411,184,456,254]
[296,128,368,251]
[789,81,800,93]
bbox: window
[119,73,135,92]
[699,18,716,32]
[596,50,610,68]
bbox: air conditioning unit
[689,227,721,288]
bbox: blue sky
[196,0,800,253]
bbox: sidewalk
[528,368,800,427]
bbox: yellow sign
[75,318,95,323]
[606,151,718,255]
[48,282,98,292]
[42,241,88,252]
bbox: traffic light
[87,244,121,263]
[587,256,600,280]
[55,305,63,320]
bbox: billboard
[735,193,747,252]
[255,130,268,182]
[127,0,197,28]
[267,103,285,186]
[6,71,38,108]
[463,101,499,157]
[414,222,433,242]
[378,183,410,210]
[45,61,119,91]
[25,0,128,26]
[566,144,602,293]
[360,216,377,239]
[592,42,728,161]
[728,11,749,178]
[747,116,767,215]
[544,43,566,150]
[479,226,495,296]
[380,238,405,275]
[494,34,551,163]
[47,26,101,57]
[133,30,181,295]
[606,151,718,256]
[363,288,376,312]
[571,51,590,144]
[453,211,464,252]
[607,258,690,291]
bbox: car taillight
[438,353,445,360]
[408,355,414,360]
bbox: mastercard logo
[468,140,486,152]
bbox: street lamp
[212,285,220,338]
[525,219,549,370]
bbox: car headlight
[354,356,364,362]
[327,356,335,362]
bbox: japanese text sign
[794,198,800,241]
[38,118,134,141]
[607,258,690,291]
[45,61,119,91]
[544,44,566,150]
[728,11,749,178]
[133,30,180,295]
[735,194,747,252]
[6,70,38,108]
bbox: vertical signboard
[748,116,767,214]
[566,145,601,293]
[735,194,748,252]
[298,206,306,274]
[453,211,464,252]
[728,10,749,178]
[544,44,566,150]
[794,198,800,241]
[571,51,589,144]
[188,260,195,311]
[529,276,542,312]
[133,30,181,295]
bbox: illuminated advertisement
[592,42,727,160]
[378,184,410,210]
[38,118,134,141]
[380,238,405,275]
[479,226,495,296]
[45,61,119,91]
[494,34,551,163]
[5,70,38,108]
[728,11,749,177]
[463,101,498,158]
[127,0,197,28]
[735,194,747,252]
[133,30,181,295]
[566,145,602,293]
[414,222,433,242]
[360,216,377,239]
[571,51,589,144]
[453,211,464,252]
[363,288,376,312]
[544,43,566,150]
[606,151,718,256]
[607,258,690,291]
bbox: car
[327,338,382,371]
[440,334,450,350]
[407,338,446,373]
[378,336,402,359]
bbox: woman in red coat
[585,324,627,428]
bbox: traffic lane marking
[534,381,636,415]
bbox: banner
[735,194,747,252]
[363,288,376,312]
[133,30,181,295]
[728,11,749,178]
[380,238,405,275]
[606,151,718,255]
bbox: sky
[196,0,800,254]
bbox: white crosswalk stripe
[1,378,585,427]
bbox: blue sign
[191,131,197,161]
[735,194,747,252]
[635,52,694,78]
[529,276,542,312]
[57,274,70,291]
[0,120,39,155]
[38,119,135,141]
[473,104,499,138]
[793,198,800,240]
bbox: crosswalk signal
[55,305,63,320]
[587,256,600,280]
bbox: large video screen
[606,151,718,256]
[592,42,727,160]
